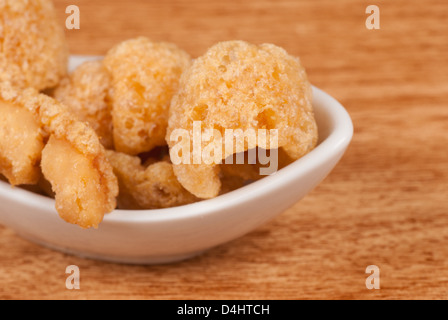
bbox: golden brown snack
[106,150,197,210]
[42,136,116,228]
[0,0,68,90]
[54,61,114,149]
[0,82,118,229]
[104,37,191,155]
[166,41,318,198]
[0,99,45,185]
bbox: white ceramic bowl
[0,56,353,264]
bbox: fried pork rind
[0,99,45,185]
[106,150,197,209]
[103,37,191,155]
[54,61,114,149]
[0,0,68,90]
[0,82,118,229]
[166,41,318,199]
[42,136,116,228]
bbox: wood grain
[1,0,447,300]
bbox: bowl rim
[0,85,353,224]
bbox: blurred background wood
[1,0,447,299]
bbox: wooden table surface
[1,0,447,300]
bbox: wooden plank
[0,0,447,299]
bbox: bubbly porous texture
[104,37,191,155]
[167,41,318,198]
[0,82,118,229]
[106,150,197,210]
[54,61,114,149]
[0,27,318,227]
[0,0,68,90]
